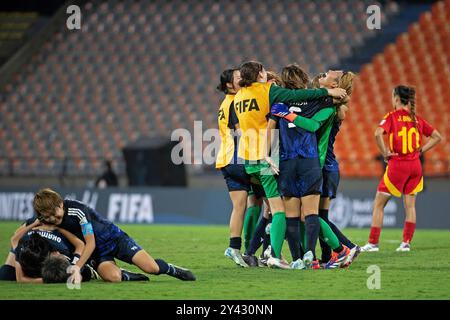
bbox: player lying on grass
[233,61,347,269]
[361,85,442,252]
[32,188,196,284]
[269,66,352,269]
[0,218,92,283]
[0,218,147,283]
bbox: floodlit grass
[1,221,450,299]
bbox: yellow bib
[234,82,272,160]
[215,94,236,168]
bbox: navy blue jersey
[287,97,334,118]
[275,117,318,161]
[324,119,341,171]
[58,200,124,253]
[271,97,334,161]
[17,229,74,259]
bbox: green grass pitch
[1,221,450,300]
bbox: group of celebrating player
[0,59,441,283]
[216,60,442,270]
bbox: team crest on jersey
[289,106,302,113]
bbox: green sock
[319,217,340,250]
[270,212,286,258]
[243,205,261,251]
[300,221,307,250]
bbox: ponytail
[393,85,417,125]
[408,86,416,124]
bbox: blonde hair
[338,72,356,96]
[281,64,309,89]
[267,70,282,86]
[33,188,63,216]
[310,74,321,89]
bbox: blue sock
[155,259,175,276]
[246,217,268,255]
[318,209,332,261]
[286,217,301,261]
[305,214,320,260]
[263,215,272,253]
[229,237,242,250]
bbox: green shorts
[244,162,280,198]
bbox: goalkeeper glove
[270,103,297,122]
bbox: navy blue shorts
[89,233,143,268]
[321,169,340,199]
[221,164,251,192]
[279,157,322,198]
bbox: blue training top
[270,97,334,161]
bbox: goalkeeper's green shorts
[244,162,280,198]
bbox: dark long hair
[42,256,70,283]
[216,69,236,94]
[393,85,416,123]
[16,232,52,278]
[238,61,263,87]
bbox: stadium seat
[0,0,442,177]
[346,0,450,177]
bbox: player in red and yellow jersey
[361,86,442,252]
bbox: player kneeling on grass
[361,86,442,252]
[32,188,196,284]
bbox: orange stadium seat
[0,0,445,177]
[348,0,450,177]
